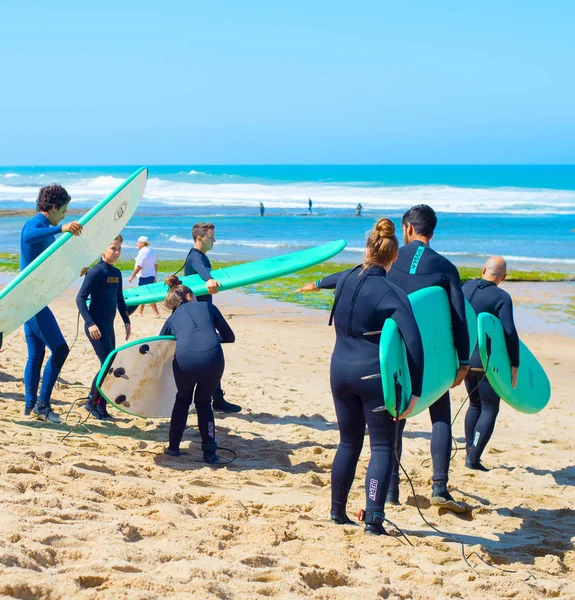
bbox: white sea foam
[2,173,575,215]
[168,235,307,249]
[3,173,19,178]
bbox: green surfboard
[0,168,147,349]
[123,239,347,306]
[380,287,477,418]
[477,313,551,413]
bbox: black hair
[37,184,71,212]
[401,204,437,237]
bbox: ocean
[1,165,574,271]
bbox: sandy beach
[0,285,574,599]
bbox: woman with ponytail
[296,218,424,535]
[159,275,235,464]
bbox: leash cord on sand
[56,311,90,392]
[391,374,519,576]
[59,396,95,442]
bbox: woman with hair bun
[159,275,235,463]
[296,218,424,535]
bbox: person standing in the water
[308,198,313,214]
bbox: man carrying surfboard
[20,184,83,424]
[183,222,242,414]
[462,256,519,471]
[386,204,469,513]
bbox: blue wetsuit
[76,260,130,401]
[319,265,424,520]
[386,241,469,491]
[160,302,235,452]
[20,214,69,411]
[184,248,213,304]
[463,279,519,464]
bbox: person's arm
[128,265,142,283]
[498,295,520,368]
[75,268,99,328]
[190,252,213,282]
[386,291,425,399]
[445,268,470,386]
[295,270,345,293]
[116,275,131,326]
[211,306,235,343]
[22,223,63,244]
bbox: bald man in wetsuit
[462,256,519,471]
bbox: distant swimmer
[20,184,83,424]
[356,203,363,217]
[76,235,131,421]
[297,218,424,535]
[183,222,242,414]
[160,276,235,463]
[386,205,469,513]
[259,202,265,217]
[462,256,519,471]
[308,198,313,214]
[128,236,160,318]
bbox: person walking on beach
[259,202,265,217]
[356,203,363,217]
[463,256,519,471]
[20,184,83,423]
[184,222,242,413]
[386,205,469,513]
[308,198,313,214]
[76,235,131,420]
[160,276,235,463]
[128,236,160,318]
[297,218,424,534]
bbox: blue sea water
[1,165,574,271]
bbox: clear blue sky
[1,1,574,164]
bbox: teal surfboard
[380,287,477,418]
[96,336,177,418]
[0,168,147,349]
[123,239,347,306]
[477,313,551,413]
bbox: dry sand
[0,288,574,599]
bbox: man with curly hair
[20,184,83,423]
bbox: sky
[0,0,574,165]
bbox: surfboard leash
[391,373,521,576]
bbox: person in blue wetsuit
[298,218,424,535]
[20,184,83,423]
[159,275,235,464]
[385,204,469,513]
[76,235,131,420]
[183,222,241,414]
[463,256,519,471]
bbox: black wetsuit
[160,302,235,452]
[76,260,130,401]
[318,265,424,519]
[463,279,519,464]
[386,240,469,492]
[184,248,213,304]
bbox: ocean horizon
[1,165,574,272]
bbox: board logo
[114,201,128,221]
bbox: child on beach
[160,275,235,463]
[76,235,131,420]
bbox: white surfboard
[0,168,147,348]
[96,336,177,418]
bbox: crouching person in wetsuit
[160,276,235,464]
[463,256,519,471]
[386,205,470,513]
[298,218,424,535]
[21,184,83,423]
[183,222,241,414]
[76,236,131,420]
